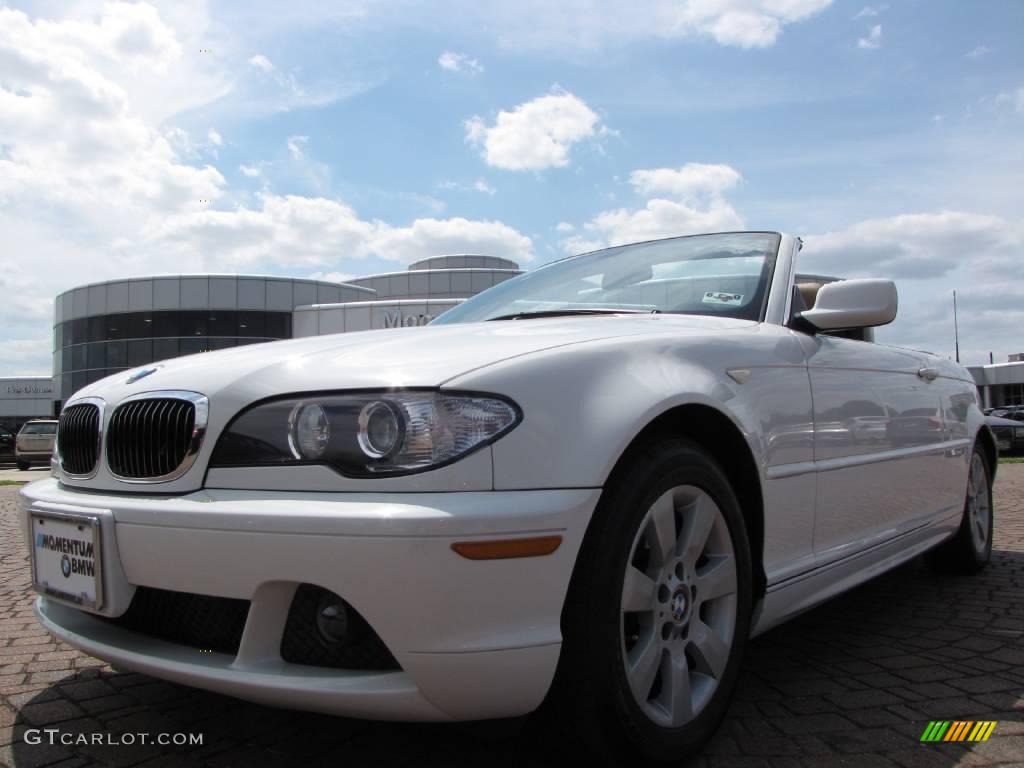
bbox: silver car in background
[15,419,58,470]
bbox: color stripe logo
[920,721,997,742]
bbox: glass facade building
[45,257,523,415]
[52,275,374,407]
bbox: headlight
[1015,427,1024,439]
[211,390,520,477]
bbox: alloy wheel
[620,485,738,728]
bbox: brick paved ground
[1,467,1022,768]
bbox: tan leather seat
[797,282,824,310]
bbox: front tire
[16,461,30,471]
[548,439,752,763]
[925,444,993,574]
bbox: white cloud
[309,271,356,284]
[853,5,885,20]
[149,193,534,269]
[801,211,1022,279]
[465,89,604,171]
[560,163,745,251]
[555,222,575,233]
[966,45,991,59]
[857,24,882,49]
[247,53,275,72]
[242,52,354,114]
[207,128,223,146]
[629,163,742,199]
[438,50,483,74]
[476,0,832,50]
[287,135,309,160]
[239,163,263,177]
[995,87,1024,114]
[438,178,497,194]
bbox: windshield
[21,422,57,435]
[432,232,781,324]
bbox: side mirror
[799,278,897,331]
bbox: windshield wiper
[486,308,660,321]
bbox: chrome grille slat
[107,394,203,481]
[57,403,101,476]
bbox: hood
[74,314,756,406]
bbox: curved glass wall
[54,310,292,400]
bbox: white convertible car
[21,232,994,762]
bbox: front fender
[445,325,811,491]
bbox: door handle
[917,367,939,381]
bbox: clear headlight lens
[289,402,331,459]
[1015,426,1024,438]
[211,390,520,477]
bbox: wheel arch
[976,425,998,481]
[602,403,767,600]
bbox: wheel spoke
[648,491,677,564]
[681,494,716,568]
[627,634,663,702]
[689,619,729,680]
[696,555,736,602]
[662,648,694,727]
[622,565,658,613]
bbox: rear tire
[925,444,992,574]
[16,461,30,471]
[545,438,752,764]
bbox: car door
[926,355,976,508]
[798,334,947,564]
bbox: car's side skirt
[750,509,961,637]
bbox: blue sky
[1,0,1022,375]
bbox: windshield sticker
[702,291,744,306]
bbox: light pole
[953,290,960,364]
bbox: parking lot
[0,467,1021,768]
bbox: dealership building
[0,255,521,426]
[968,358,1024,409]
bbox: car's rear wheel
[16,461,30,471]
[925,444,993,574]
[546,439,752,763]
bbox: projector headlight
[211,390,520,477]
[1015,426,1024,439]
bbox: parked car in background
[21,232,995,764]
[15,419,58,470]
[986,414,1024,454]
[988,405,1024,420]
[0,426,15,463]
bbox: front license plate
[997,440,1011,451]
[30,511,103,611]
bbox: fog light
[357,401,402,458]
[315,592,350,645]
[288,402,330,459]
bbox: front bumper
[20,478,600,721]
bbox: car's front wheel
[547,439,752,763]
[16,461,30,471]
